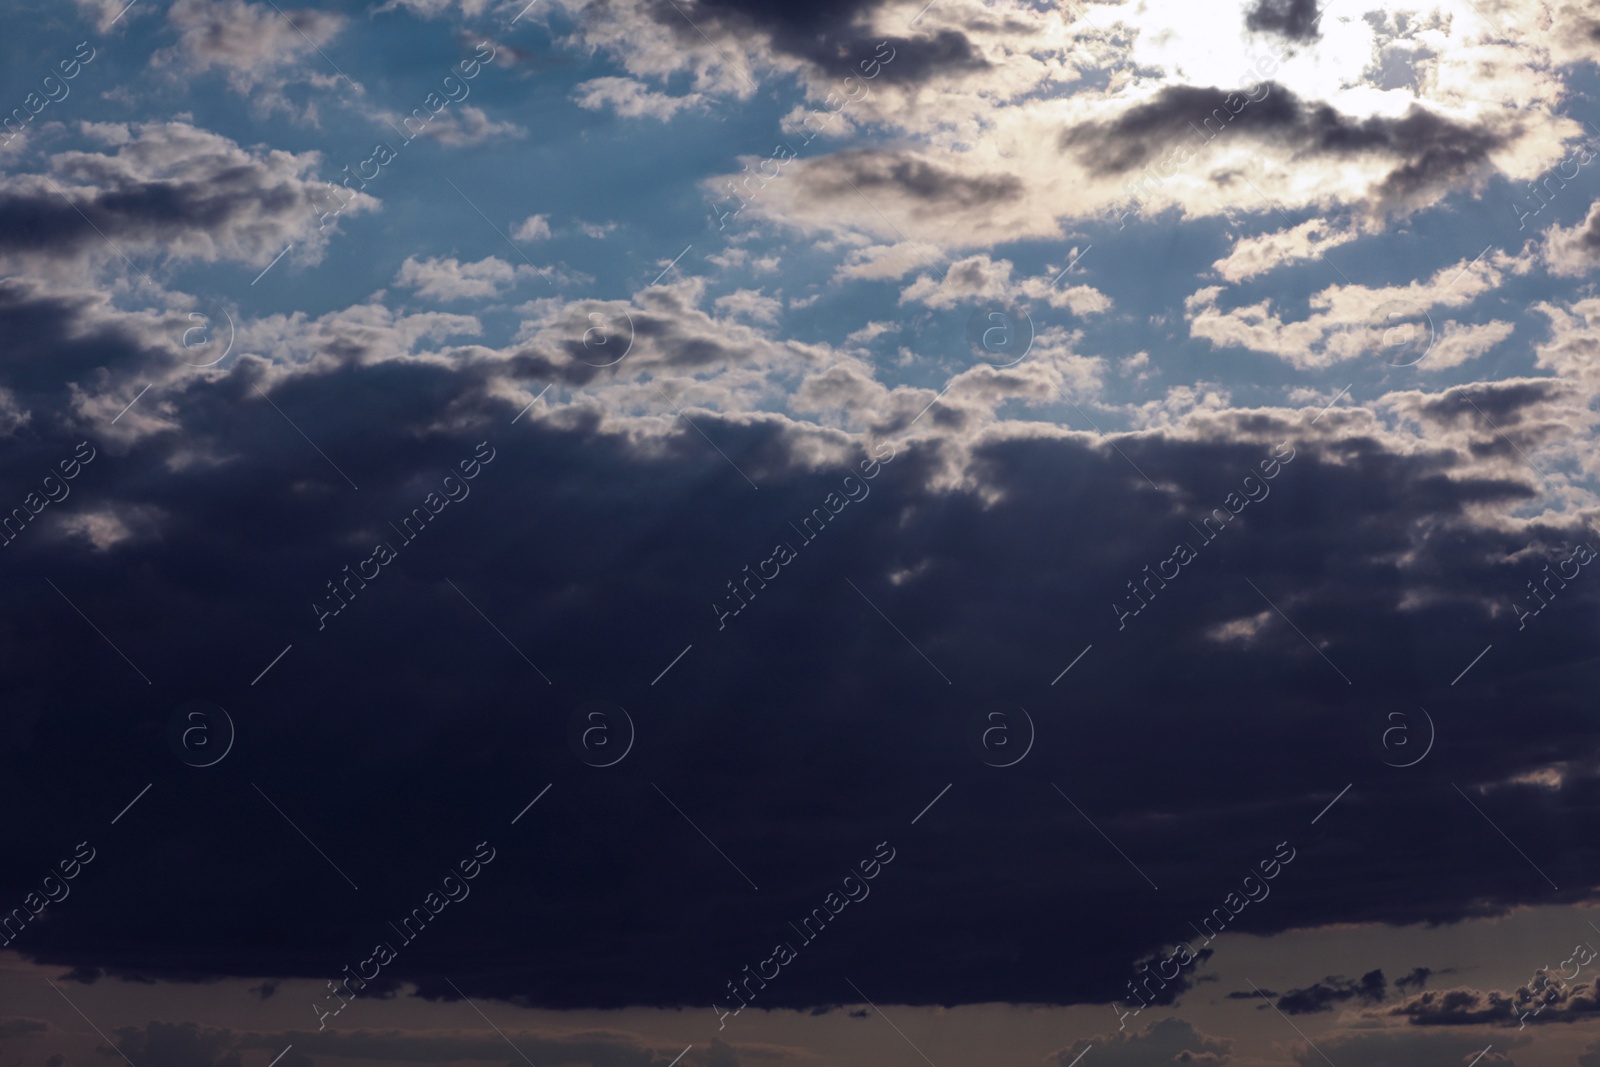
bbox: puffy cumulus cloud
[517,0,1588,264]
[713,288,783,324]
[513,214,551,241]
[157,0,350,116]
[1542,201,1600,277]
[898,252,1107,314]
[573,77,707,120]
[1213,218,1358,283]
[0,121,376,277]
[395,255,542,301]
[1184,248,1516,370]
[506,276,836,398]
[1054,1018,1231,1066]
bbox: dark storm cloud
[796,149,1024,215]
[1244,0,1322,41]
[0,123,344,267]
[1271,969,1387,1014]
[654,0,989,81]
[3,275,1600,1018]
[1388,980,1600,1027]
[1396,966,1434,992]
[1060,83,1512,209]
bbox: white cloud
[513,214,552,241]
[395,254,537,300]
[573,77,705,120]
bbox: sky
[3,0,1600,1064]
